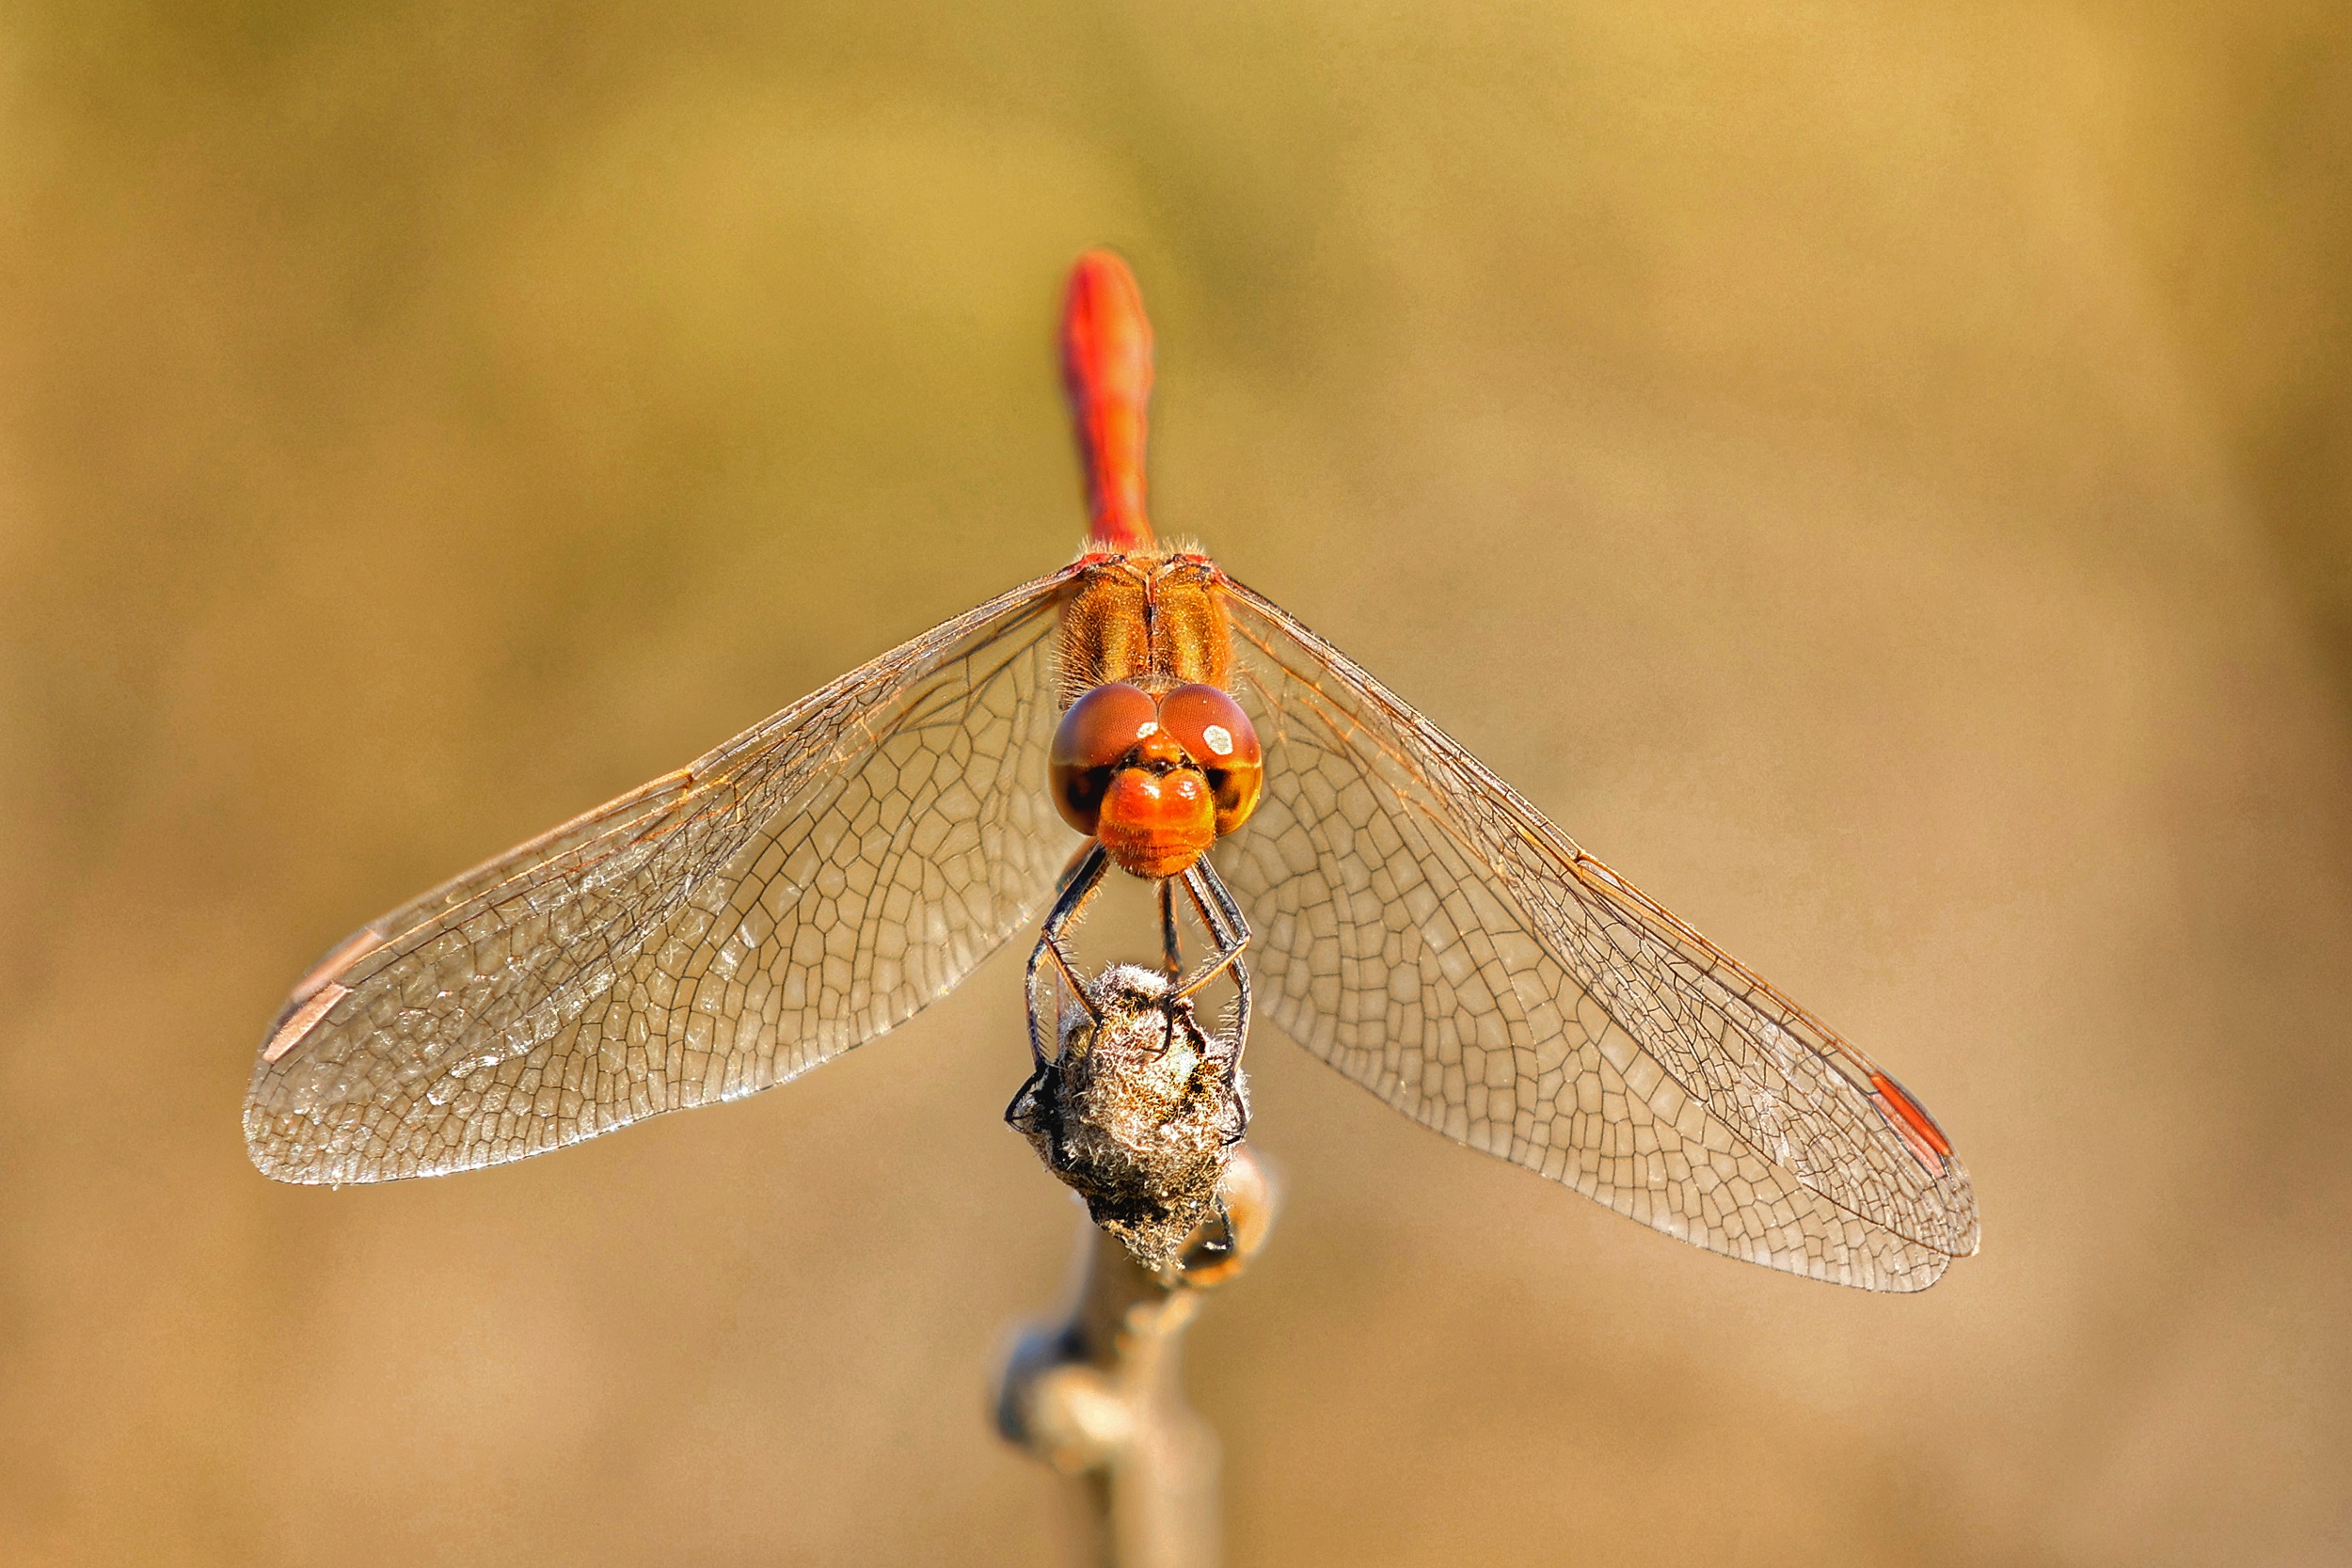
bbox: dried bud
[1008,962,1249,1269]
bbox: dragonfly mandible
[246,251,1979,1291]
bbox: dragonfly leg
[1053,838,1098,896]
[1178,862,1254,1140]
[1158,879,1183,977]
[1225,946,1253,1144]
[1170,860,1251,1004]
[1009,844,1112,1137]
[1025,843,1110,1072]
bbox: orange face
[1050,681,1263,879]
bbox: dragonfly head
[1051,681,1263,879]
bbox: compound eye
[1157,684,1263,833]
[1050,682,1159,834]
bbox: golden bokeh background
[4,3,2348,1563]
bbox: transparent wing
[1216,578,1979,1291]
[246,566,1084,1183]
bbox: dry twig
[998,1147,1278,1568]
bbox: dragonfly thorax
[1055,551,1232,704]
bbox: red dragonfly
[248,252,1979,1291]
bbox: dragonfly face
[1049,673,1263,879]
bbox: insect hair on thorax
[1054,546,1234,707]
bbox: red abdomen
[1062,251,1154,553]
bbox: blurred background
[3,2,2348,1563]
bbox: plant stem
[998,1146,1278,1568]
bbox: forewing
[246,568,1082,1182]
[1216,579,1979,1291]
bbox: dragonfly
[247,251,1979,1291]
